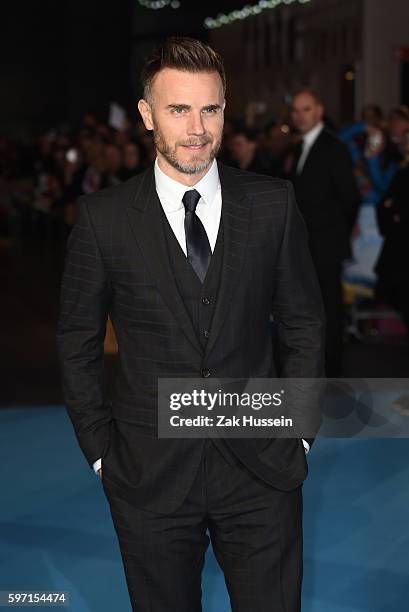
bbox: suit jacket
[375,165,409,288]
[288,128,360,267]
[57,162,325,513]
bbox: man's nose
[187,112,205,135]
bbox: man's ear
[317,103,324,121]
[138,99,154,131]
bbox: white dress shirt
[154,157,222,254]
[93,159,309,474]
[296,120,324,175]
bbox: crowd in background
[0,113,154,230]
[1,103,408,222]
[1,99,409,355]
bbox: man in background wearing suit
[57,39,325,612]
[288,89,359,376]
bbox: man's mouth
[181,142,209,151]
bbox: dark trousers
[103,440,303,612]
[314,260,344,377]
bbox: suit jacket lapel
[204,163,251,360]
[126,167,203,356]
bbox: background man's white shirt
[296,120,324,175]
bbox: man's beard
[152,120,222,175]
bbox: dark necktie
[182,189,211,283]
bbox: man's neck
[301,121,324,141]
[156,154,213,187]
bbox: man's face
[291,93,324,135]
[105,145,121,172]
[138,68,225,184]
[124,143,141,169]
[388,114,409,144]
[230,134,256,163]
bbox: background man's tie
[182,189,211,283]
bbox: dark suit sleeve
[272,182,326,446]
[56,196,112,468]
[330,140,360,231]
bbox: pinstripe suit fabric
[57,162,324,610]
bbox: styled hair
[141,36,226,104]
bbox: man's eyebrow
[166,104,191,110]
[166,103,222,110]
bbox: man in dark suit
[57,38,325,612]
[287,89,359,376]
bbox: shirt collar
[154,158,220,213]
[302,121,324,148]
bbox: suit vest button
[201,368,211,378]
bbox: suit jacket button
[202,368,211,378]
[201,297,211,305]
[203,330,210,339]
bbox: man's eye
[172,108,186,114]
[203,108,217,114]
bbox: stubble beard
[152,119,222,175]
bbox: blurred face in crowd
[138,68,225,185]
[388,112,409,144]
[291,92,324,135]
[124,142,141,169]
[53,148,66,168]
[113,130,129,148]
[82,136,104,164]
[105,144,122,173]
[230,133,256,165]
[362,105,383,127]
[38,134,52,156]
[82,113,97,129]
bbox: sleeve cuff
[93,458,102,473]
[302,439,310,454]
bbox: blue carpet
[0,406,408,611]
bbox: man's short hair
[292,87,324,106]
[141,36,226,104]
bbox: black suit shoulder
[218,163,297,241]
[317,128,352,158]
[319,127,340,143]
[218,162,289,201]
